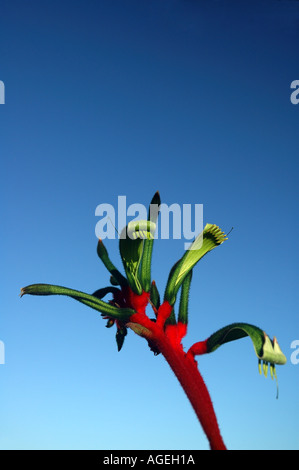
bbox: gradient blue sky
[1,0,299,450]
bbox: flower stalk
[125,294,226,449]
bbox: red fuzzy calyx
[116,286,150,314]
[186,340,208,360]
[165,322,187,349]
[156,301,173,327]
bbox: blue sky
[1,0,299,450]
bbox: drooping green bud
[205,323,286,398]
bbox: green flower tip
[20,286,39,297]
[257,333,287,366]
[20,287,26,297]
[205,323,286,399]
[127,220,156,240]
[204,223,228,246]
[257,333,286,399]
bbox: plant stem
[129,300,226,450]
[152,328,227,450]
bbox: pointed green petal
[20,283,135,321]
[150,280,160,312]
[140,192,161,292]
[116,326,127,352]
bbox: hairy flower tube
[21,192,287,450]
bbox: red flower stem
[152,328,226,450]
[128,296,226,450]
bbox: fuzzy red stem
[153,330,226,450]
[127,294,226,450]
[129,323,226,449]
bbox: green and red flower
[21,192,286,450]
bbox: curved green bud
[20,283,135,321]
[164,224,227,306]
[127,220,156,240]
[119,219,156,295]
[206,323,286,364]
